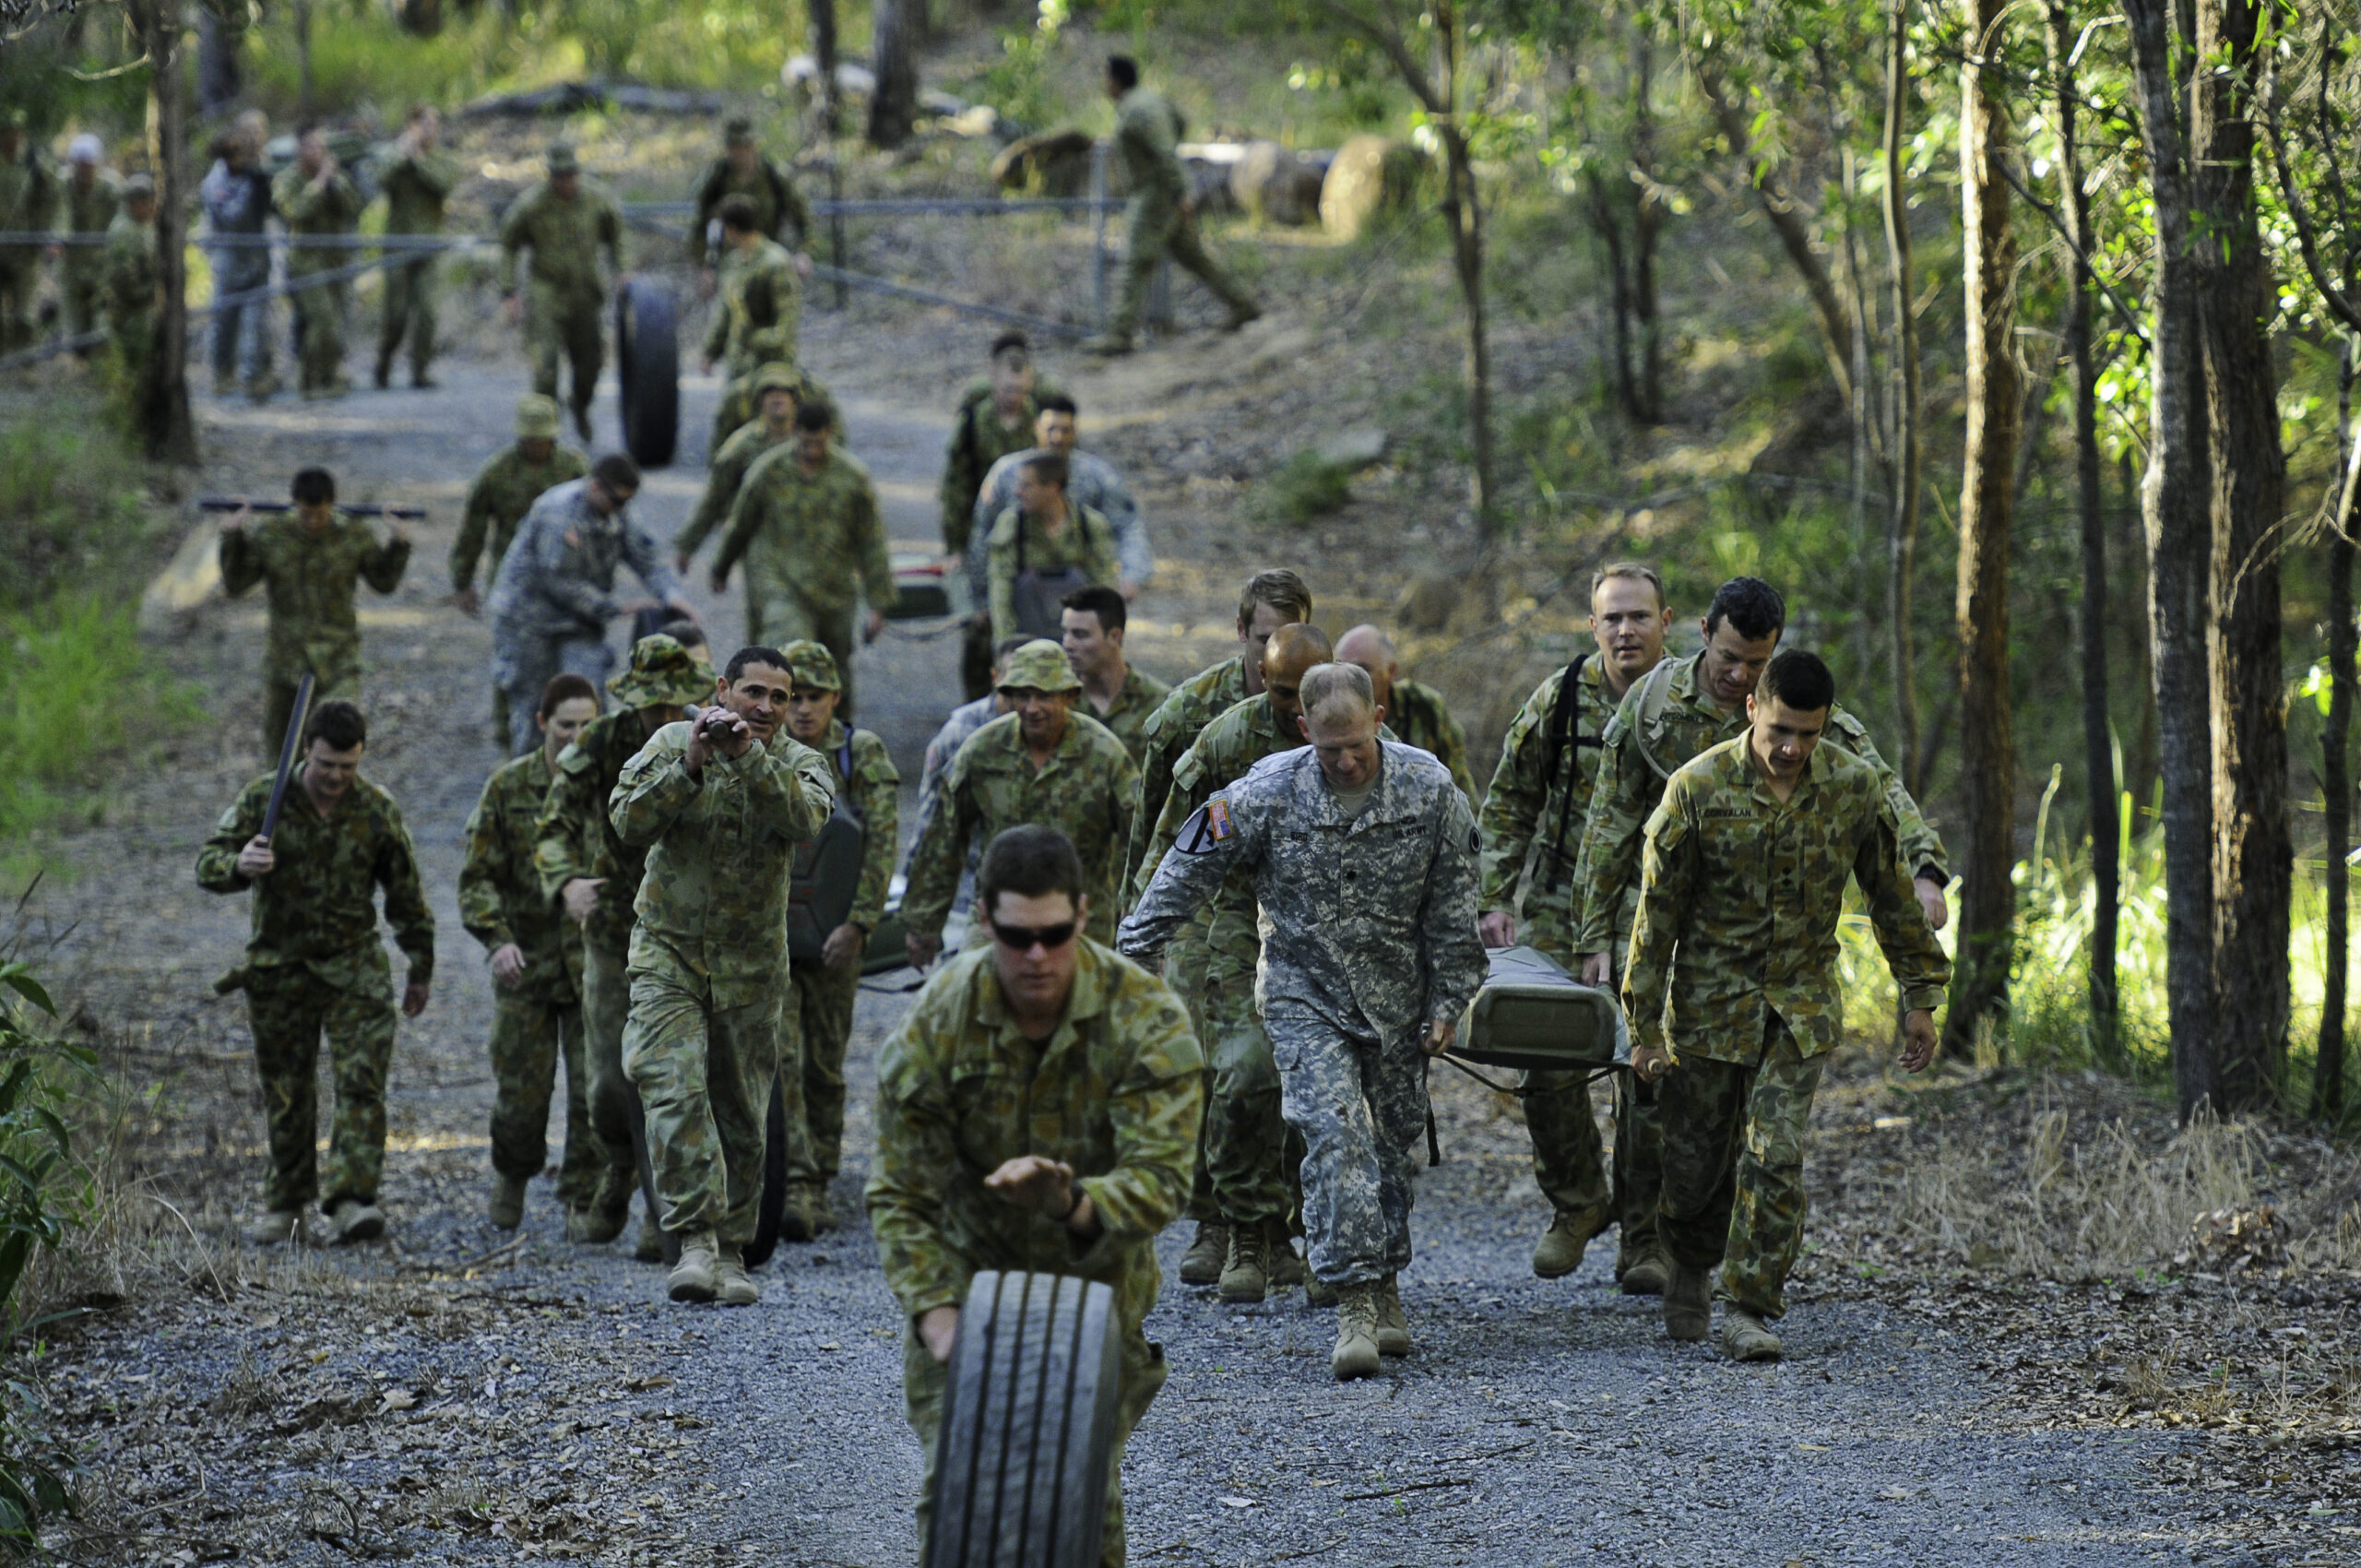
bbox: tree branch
[1312,0,1446,116]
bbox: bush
[0,419,152,614]
[1253,449,1355,526]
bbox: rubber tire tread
[625,1079,682,1267]
[614,277,679,468]
[743,1074,789,1269]
[927,1271,1121,1568]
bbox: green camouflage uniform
[1622,736,1950,1319]
[1082,665,1171,767]
[611,722,835,1245]
[271,162,365,394]
[942,377,1059,698]
[700,237,802,453]
[985,502,1123,647]
[1105,86,1257,344]
[497,179,623,421]
[452,442,590,595]
[697,362,836,479]
[0,142,57,350]
[101,208,156,388]
[375,144,460,383]
[677,418,790,563]
[778,719,899,1186]
[196,768,434,1215]
[1574,647,1948,1266]
[901,710,1140,952]
[459,747,602,1206]
[61,169,120,340]
[218,515,412,756]
[866,941,1204,1568]
[713,445,895,709]
[1385,677,1475,802]
[691,152,811,264]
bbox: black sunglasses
[989,919,1078,952]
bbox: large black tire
[614,277,679,468]
[928,1272,1121,1568]
[743,1075,789,1269]
[625,1080,681,1268]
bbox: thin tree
[869,0,920,150]
[812,0,841,137]
[1882,0,1923,795]
[130,0,196,463]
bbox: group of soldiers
[0,107,160,374]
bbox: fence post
[829,156,848,310]
[1090,140,1109,332]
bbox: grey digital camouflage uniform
[1120,742,1485,1286]
[969,446,1156,593]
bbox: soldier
[942,332,1060,699]
[1623,649,1948,1360]
[690,115,812,281]
[452,394,590,612]
[1082,54,1261,358]
[499,143,623,443]
[1476,563,1669,1286]
[768,640,898,1239]
[196,700,433,1247]
[200,113,279,399]
[908,636,1027,919]
[1123,565,1311,1284]
[698,195,812,457]
[374,104,459,391]
[868,825,1204,1568]
[1130,624,1336,1303]
[487,453,692,756]
[274,124,364,399]
[1061,584,1169,766]
[461,672,603,1232]
[536,635,717,1252]
[101,175,158,390]
[1574,576,1950,1295]
[711,400,895,713]
[58,136,121,351]
[1121,662,1485,1381]
[675,361,802,570]
[986,454,1122,646]
[611,646,836,1306]
[902,640,1140,964]
[1333,624,1475,802]
[970,392,1155,604]
[0,108,57,352]
[219,467,413,758]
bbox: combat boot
[572,403,595,443]
[715,1247,760,1308]
[1180,1220,1229,1287]
[1373,1276,1411,1358]
[1663,1260,1710,1342]
[1720,1308,1783,1362]
[1331,1283,1382,1381]
[324,1199,386,1244]
[488,1173,528,1230]
[1217,1226,1271,1304]
[634,1216,666,1264]
[572,1170,632,1243]
[1269,1227,1309,1290]
[1305,1272,1337,1308]
[811,1188,839,1233]
[373,348,392,389]
[241,1207,309,1247]
[1619,1247,1671,1297]
[779,1183,822,1244]
[668,1233,720,1303]
[1532,1199,1612,1280]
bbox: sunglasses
[989,919,1078,952]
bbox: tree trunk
[197,6,242,115]
[2319,344,2357,1123]
[1439,119,1495,542]
[812,0,840,139]
[1944,0,2020,1055]
[868,0,919,150]
[2122,0,2219,1122]
[1630,30,1663,423]
[1587,171,1638,420]
[294,0,314,113]
[135,0,196,464]
[1883,0,1923,797]
[2193,0,2291,1111]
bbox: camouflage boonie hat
[995,638,1081,695]
[725,115,757,146]
[546,142,580,174]
[514,392,562,439]
[751,361,801,398]
[609,635,716,710]
[779,639,841,692]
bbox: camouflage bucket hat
[751,361,801,398]
[779,639,841,692]
[995,639,1081,695]
[609,635,716,710]
[514,392,563,439]
[546,142,580,174]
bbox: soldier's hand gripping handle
[235,835,276,879]
[1422,1018,1457,1058]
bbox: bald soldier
[1333,624,1475,802]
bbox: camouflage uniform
[713,444,894,711]
[970,445,1156,596]
[942,377,1060,699]
[1104,86,1257,346]
[1622,736,1949,1318]
[452,434,589,594]
[196,768,434,1215]
[0,136,57,351]
[101,203,156,390]
[60,167,121,341]
[689,143,811,266]
[218,513,412,756]
[1081,665,1171,768]
[375,141,461,385]
[677,418,789,564]
[866,941,1204,1568]
[1385,677,1475,803]
[901,710,1140,953]
[271,160,365,394]
[1120,742,1485,1286]
[984,502,1122,646]
[611,720,835,1245]
[700,237,802,453]
[697,361,836,477]
[459,747,601,1206]
[497,156,623,424]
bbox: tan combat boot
[1532,1199,1611,1280]
[324,1199,386,1245]
[1720,1308,1783,1362]
[242,1207,309,1247]
[1373,1276,1411,1358]
[1331,1283,1382,1381]
[1218,1226,1271,1304]
[779,1183,823,1244]
[715,1247,760,1308]
[668,1233,720,1303]
[488,1174,528,1230]
[1662,1260,1710,1342]
[1619,1246,1671,1297]
[572,1170,633,1244]
[1180,1220,1229,1287]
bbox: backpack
[787,736,868,963]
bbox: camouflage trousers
[1269,1018,1428,1287]
[486,990,601,1206]
[1522,1069,1610,1221]
[622,965,778,1246]
[578,935,643,1208]
[904,1311,1165,1568]
[777,955,858,1184]
[1159,932,1219,1227]
[500,634,615,757]
[377,254,439,381]
[262,673,354,764]
[244,966,396,1213]
[526,282,603,419]
[63,266,102,342]
[746,590,856,719]
[288,270,349,393]
[1611,1071,1666,1272]
[1201,965,1299,1229]
[1108,200,1256,342]
[1655,1016,1825,1320]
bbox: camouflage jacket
[985,503,1121,647]
[1119,741,1485,1039]
[219,515,411,688]
[379,148,459,234]
[271,164,363,279]
[101,211,155,321]
[913,695,1000,856]
[677,419,790,561]
[865,940,1204,1332]
[486,478,682,653]
[1574,647,1949,958]
[813,719,902,933]
[1477,653,1624,966]
[610,720,836,1008]
[196,768,434,996]
[1080,664,1170,769]
[1123,655,1250,895]
[536,711,668,953]
[458,748,577,1005]
[698,236,801,374]
[690,153,811,264]
[970,446,1154,592]
[938,379,1061,558]
[496,180,623,302]
[1387,677,1474,803]
[451,442,588,594]
[1112,88,1189,212]
[901,711,1140,949]
[61,171,120,282]
[715,445,895,619]
[1622,736,1951,1064]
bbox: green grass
[1253,449,1356,526]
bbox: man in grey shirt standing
[198,111,277,398]
[967,392,1152,604]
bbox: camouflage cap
[995,638,1081,695]
[779,639,841,692]
[514,392,563,439]
[609,634,717,710]
[122,172,155,200]
[725,115,757,146]
[546,142,580,174]
[751,361,801,398]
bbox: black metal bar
[260,674,317,843]
[200,498,428,518]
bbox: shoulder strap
[1630,657,1682,781]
